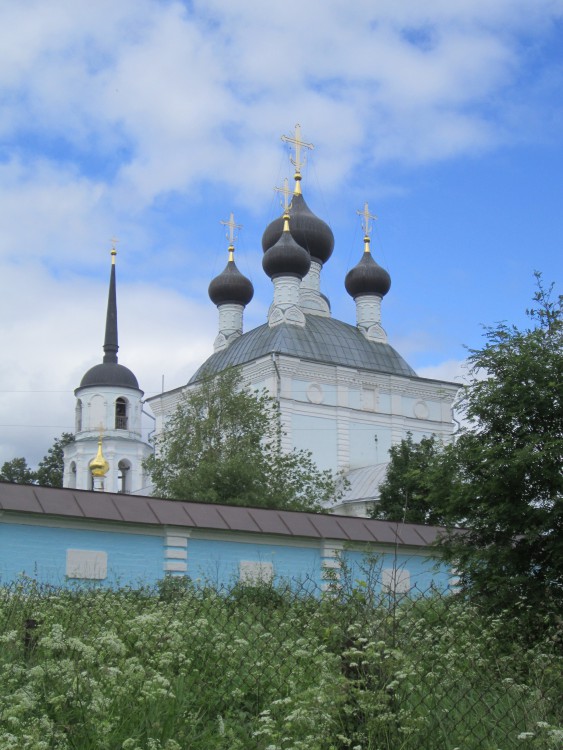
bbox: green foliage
[440,276,563,618]
[371,433,456,525]
[0,433,74,488]
[0,578,561,750]
[35,432,74,488]
[0,457,36,484]
[145,367,342,511]
[373,276,562,626]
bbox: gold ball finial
[110,237,119,264]
[89,437,110,477]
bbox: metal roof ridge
[109,492,127,522]
[70,491,87,517]
[274,510,294,535]
[31,486,46,513]
[214,507,233,530]
[137,496,161,524]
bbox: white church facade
[63,126,459,516]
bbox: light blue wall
[292,379,337,406]
[340,548,451,594]
[0,523,163,588]
[187,538,324,590]
[402,396,441,421]
[349,422,390,468]
[291,413,338,470]
[0,519,451,596]
[378,392,391,412]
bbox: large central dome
[262,193,334,265]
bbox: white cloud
[2,0,561,206]
[417,359,469,384]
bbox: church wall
[186,537,324,591]
[348,421,391,470]
[291,413,339,471]
[236,355,457,481]
[291,378,338,406]
[0,521,163,587]
[78,385,143,436]
[341,548,452,594]
[0,508,452,595]
[64,438,151,494]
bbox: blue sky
[1,0,562,466]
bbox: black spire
[78,248,140,390]
[103,250,118,364]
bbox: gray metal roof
[0,482,442,547]
[339,463,390,504]
[190,316,417,383]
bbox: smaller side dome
[345,240,391,299]
[262,193,334,265]
[89,438,109,477]
[209,254,254,307]
[262,214,311,280]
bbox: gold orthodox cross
[220,212,242,261]
[281,123,314,175]
[110,237,119,262]
[357,202,377,238]
[220,212,242,246]
[274,178,291,211]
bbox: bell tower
[63,247,152,494]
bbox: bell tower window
[75,400,83,431]
[118,459,131,493]
[115,398,128,430]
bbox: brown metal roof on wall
[0,482,445,548]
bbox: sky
[1,0,562,467]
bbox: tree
[0,433,74,487]
[441,275,563,615]
[36,432,75,487]
[371,433,456,525]
[373,276,562,621]
[0,457,36,484]
[145,367,342,511]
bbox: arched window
[69,461,77,489]
[75,400,82,431]
[115,398,128,430]
[118,459,131,494]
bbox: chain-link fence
[0,572,561,750]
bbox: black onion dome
[345,250,391,299]
[262,193,334,265]
[262,223,311,280]
[79,363,140,390]
[209,258,254,306]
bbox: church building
[145,126,459,516]
[1,126,461,591]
